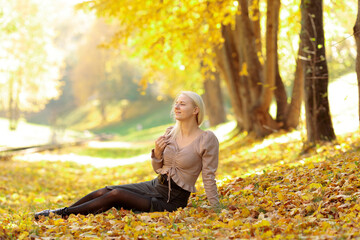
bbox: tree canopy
[76,0,238,96]
[77,0,357,140]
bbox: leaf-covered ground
[1,130,360,239]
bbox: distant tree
[0,0,64,130]
[300,0,335,142]
[354,0,360,125]
[70,20,142,122]
[202,70,227,127]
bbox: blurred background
[0,0,176,147]
[0,0,357,148]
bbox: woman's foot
[34,207,68,220]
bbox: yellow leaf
[239,63,248,76]
[34,197,46,203]
[286,234,295,239]
[228,219,243,228]
[301,193,313,201]
[308,163,315,169]
[18,231,29,240]
[277,193,285,201]
[321,221,331,229]
[262,230,273,238]
[240,207,250,218]
[308,183,322,189]
[202,228,212,234]
[256,220,270,228]
[306,204,315,213]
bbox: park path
[13,141,151,168]
[14,123,237,168]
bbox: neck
[179,120,199,137]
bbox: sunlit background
[0,0,358,153]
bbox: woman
[34,91,220,219]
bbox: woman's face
[174,94,198,122]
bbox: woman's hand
[154,136,167,159]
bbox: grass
[73,99,174,137]
[113,123,173,142]
[69,145,151,159]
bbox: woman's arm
[151,131,169,172]
[151,149,163,172]
[201,132,220,207]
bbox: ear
[193,106,199,115]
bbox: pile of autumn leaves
[2,133,360,239]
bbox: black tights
[66,187,151,215]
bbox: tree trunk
[238,0,263,97]
[285,45,304,129]
[354,0,360,125]
[8,75,15,130]
[274,57,288,122]
[99,101,107,123]
[249,0,262,56]
[203,71,227,127]
[215,0,303,138]
[260,0,280,111]
[301,0,336,142]
[238,0,281,137]
[215,25,244,129]
[214,0,286,137]
[8,73,21,131]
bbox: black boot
[34,207,68,220]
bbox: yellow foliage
[75,0,238,96]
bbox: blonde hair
[169,91,206,139]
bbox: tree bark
[238,0,281,137]
[8,72,21,131]
[214,0,303,138]
[215,25,244,129]
[260,0,280,111]
[249,0,262,56]
[301,0,336,142]
[203,71,227,127]
[354,0,360,125]
[285,45,304,129]
[238,0,263,97]
[8,75,15,130]
[274,57,288,122]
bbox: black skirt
[106,175,191,212]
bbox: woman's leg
[69,187,112,207]
[65,188,151,215]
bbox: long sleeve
[201,132,220,207]
[151,126,173,173]
[151,149,163,172]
